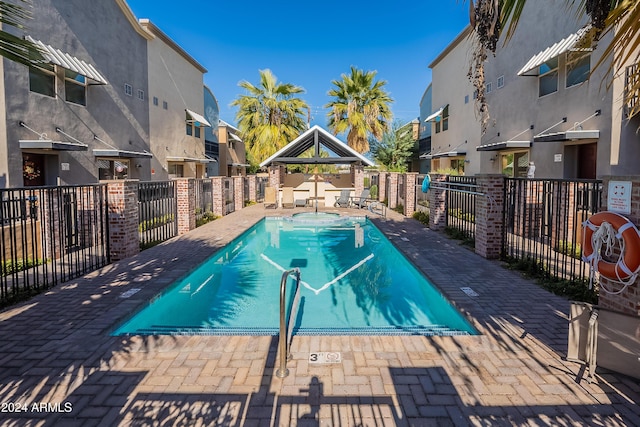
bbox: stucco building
[217,120,247,177]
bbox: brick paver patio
[0,204,638,426]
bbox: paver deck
[0,204,638,426]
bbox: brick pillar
[269,165,282,188]
[428,174,447,232]
[211,176,224,217]
[175,178,195,235]
[353,164,364,195]
[598,176,640,316]
[107,180,140,261]
[475,174,505,259]
[378,173,387,202]
[388,172,399,209]
[234,176,244,211]
[404,173,418,217]
[248,175,257,202]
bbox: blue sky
[126,0,470,127]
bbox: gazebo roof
[259,125,374,167]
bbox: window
[186,123,193,136]
[124,83,132,96]
[501,151,529,178]
[539,57,558,97]
[194,126,201,138]
[450,159,465,175]
[162,101,168,110]
[432,159,440,171]
[497,75,504,88]
[473,90,478,100]
[153,96,158,106]
[168,163,184,177]
[98,159,129,180]
[441,105,449,132]
[64,69,86,106]
[486,82,493,94]
[137,89,145,100]
[464,94,469,104]
[29,64,55,97]
[566,51,590,87]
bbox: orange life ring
[582,211,640,281]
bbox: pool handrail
[276,267,301,378]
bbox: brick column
[475,174,505,259]
[404,172,418,217]
[388,172,399,209]
[107,180,140,261]
[248,175,257,202]
[428,174,447,232]
[269,165,282,188]
[211,176,224,217]
[234,176,245,211]
[353,164,364,195]
[598,176,640,316]
[378,173,387,202]
[175,178,195,235]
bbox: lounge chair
[334,189,351,208]
[350,188,371,209]
[264,187,277,209]
[282,187,294,209]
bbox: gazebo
[259,125,374,210]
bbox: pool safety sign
[309,352,342,364]
[608,181,632,214]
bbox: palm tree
[0,1,43,67]
[325,66,393,154]
[369,120,416,172]
[231,69,309,165]
[468,0,640,128]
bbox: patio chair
[264,186,278,209]
[350,188,371,209]
[334,189,351,208]
[282,187,295,209]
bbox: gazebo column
[352,164,364,197]
[269,165,283,188]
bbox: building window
[441,105,449,132]
[624,61,639,118]
[186,123,193,136]
[163,101,168,110]
[473,90,478,100]
[501,151,529,178]
[486,82,493,94]
[432,159,441,171]
[194,126,201,138]
[539,57,558,97]
[497,75,504,88]
[566,52,590,87]
[64,70,86,106]
[464,94,469,104]
[98,159,129,180]
[137,89,145,100]
[168,163,184,178]
[29,64,56,97]
[124,83,132,96]
[450,159,465,175]
[153,96,158,106]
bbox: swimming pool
[113,213,477,336]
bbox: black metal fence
[224,178,235,215]
[503,178,602,283]
[138,181,177,248]
[446,176,477,241]
[195,179,214,226]
[0,185,110,306]
[256,176,268,202]
[397,174,406,209]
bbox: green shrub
[139,213,175,232]
[196,211,219,227]
[555,240,582,259]
[444,226,475,247]
[1,258,44,276]
[369,184,378,199]
[412,210,430,226]
[393,204,404,214]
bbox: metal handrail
[275,267,301,378]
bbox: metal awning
[93,149,152,158]
[20,139,88,151]
[430,150,466,158]
[27,36,108,84]
[259,125,374,167]
[424,105,447,122]
[185,109,212,127]
[517,26,592,76]
[166,156,213,163]
[229,133,242,142]
[534,130,600,142]
[477,141,532,151]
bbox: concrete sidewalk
[0,204,638,426]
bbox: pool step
[128,324,472,337]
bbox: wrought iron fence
[138,181,177,248]
[446,176,477,241]
[195,179,214,226]
[223,178,235,215]
[503,178,602,284]
[416,175,430,212]
[256,176,268,202]
[397,174,406,210]
[0,185,110,306]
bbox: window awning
[426,150,466,159]
[185,109,212,127]
[27,36,108,84]
[166,156,213,163]
[477,141,531,151]
[93,149,152,158]
[229,133,242,142]
[534,130,599,142]
[517,26,591,76]
[20,139,88,151]
[424,105,448,122]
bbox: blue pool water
[113,213,477,336]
